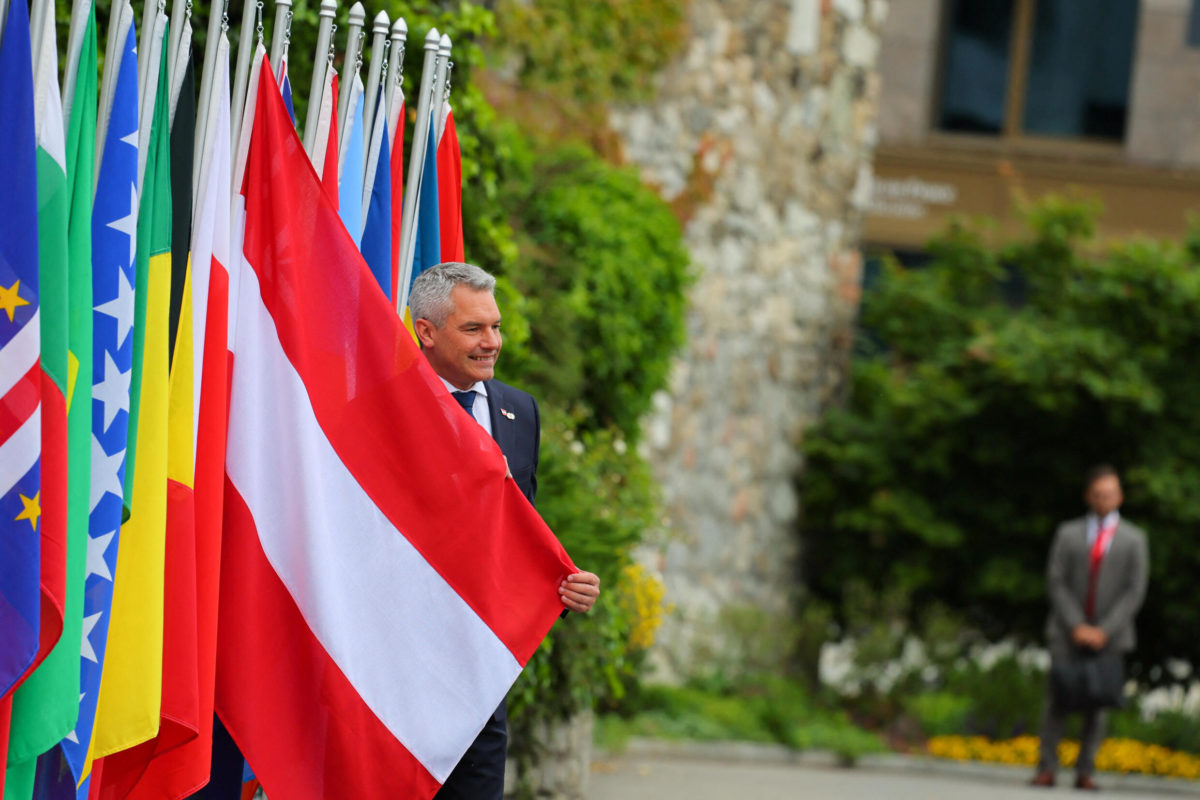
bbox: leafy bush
[904,692,971,738]
[598,675,885,761]
[801,196,1200,672]
[497,141,693,439]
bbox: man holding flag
[212,61,598,800]
[410,262,601,799]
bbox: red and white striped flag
[214,59,575,800]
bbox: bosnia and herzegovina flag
[216,58,576,800]
[62,5,138,794]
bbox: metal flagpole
[167,2,192,128]
[138,0,164,115]
[194,0,229,198]
[361,37,387,223]
[394,27,440,316]
[269,0,291,76]
[29,0,50,80]
[194,17,229,226]
[302,0,336,153]
[137,5,168,192]
[167,0,187,87]
[62,0,93,124]
[385,16,406,150]
[363,9,389,154]
[431,33,451,143]
[336,1,366,146]
[231,0,262,151]
[96,0,134,184]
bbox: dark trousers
[1037,658,1108,777]
[434,699,507,800]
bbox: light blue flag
[59,21,139,798]
[338,82,365,244]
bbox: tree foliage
[495,140,692,439]
[800,197,1200,673]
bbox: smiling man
[409,261,601,799]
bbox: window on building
[937,0,1140,142]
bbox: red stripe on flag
[0,696,10,797]
[0,364,41,448]
[240,66,574,662]
[321,74,339,209]
[215,478,441,800]
[35,377,67,664]
[389,100,404,302]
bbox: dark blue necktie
[452,390,475,415]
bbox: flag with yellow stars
[0,0,45,702]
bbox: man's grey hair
[409,262,497,327]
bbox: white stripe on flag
[225,259,520,783]
[0,310,41,397]
[0,404,42,492]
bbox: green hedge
[801,196,1200,672]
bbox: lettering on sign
[869,176,959,219]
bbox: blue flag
[0,0,43,700]
[360,89,391,299]
[59,21,139,795]
[409,111,440,292]
[279,59,295,126]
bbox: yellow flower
[617,563,672,651]
[926,735,1200,780]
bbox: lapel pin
[501,408,515,420]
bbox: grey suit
[1037,515,1149,778]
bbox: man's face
[414,286,502,390]
[1085,474,1123,517]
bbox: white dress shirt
[1085,510,1120,554]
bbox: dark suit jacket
[1045,515,1149,654]
[484,378,540,505]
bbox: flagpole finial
[392,17,407,37]
[318,0,335,18]
[348,1,365,27]
[425,27,440,49]
[438,33,451,55]
[373,9,388,35]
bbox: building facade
[870,0,1200,251]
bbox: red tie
[1085,522,1117,619]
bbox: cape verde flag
[215,60,576,800]
[0,0,44,701]
[60,15,138,793]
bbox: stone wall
[610,0,887,679]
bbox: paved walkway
[589,741,1200,799]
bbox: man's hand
[1071,623,1108,650]
[559,571,600,613]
